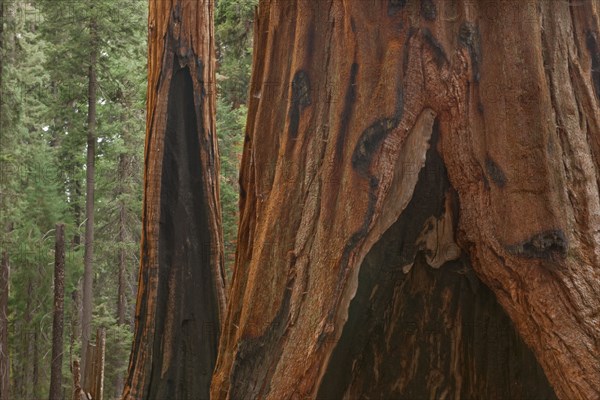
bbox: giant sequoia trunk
[122,0,226,399]
[211,1,600,399]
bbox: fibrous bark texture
[212,1,600,399]
[123,1,226,399]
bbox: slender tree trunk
[72,359,81,400]
[32,330,39,398]
[117,154,127,327]
[0,252,9,400]
[94,328,105,400]
[49,224,65,400]
[73,181,82,247]
[81,15,98,373]
[113,152,128,398]
[20,279,33,400]
[70,287,81,380]
[122,0,226,398]
[211,1,600,399]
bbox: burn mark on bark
[420,0,437,21]
[195,58,205,96]
[585,30,600,102]
[335,63,359,159]
[388,0,407,16]
[320,175,380,346]
[351,87,404,176]
[318,122,556,399]
[393,121,449,266]
[485,155,507,188]
[322,82,408,342]
[459,22,482,82]
[323,119,439,347]
[478,100,485,114]
[229,283,293,399]
[482,174,491,191]
[288,70,311,139]
[147,60,220,400]
[507,229,568,260]
[352,119,398,175]
[423,28,448,67]
[239,180,247,200]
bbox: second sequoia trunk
[122,0,226,399]
[212,1,600,399]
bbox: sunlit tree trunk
[122,0,226,398]
[211,1,600,399]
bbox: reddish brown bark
[211,1,600,399]
[122,0,226,398]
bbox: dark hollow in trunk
[318,135,556,399]
[146,61,219,400]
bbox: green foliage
[1,0,255,396]
[1,0,146,397]
[217,97,246,270]
[215,0,257,272]
[215,0,256,106]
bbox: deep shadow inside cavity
[317,131,556,400]
[149,61,219,400]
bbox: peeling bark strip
[123,1,225,398]
[459,22,481,83]
[507,229,568,260]
[212,1,600,399]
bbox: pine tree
[215,0,257,272]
